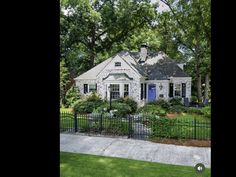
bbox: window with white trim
[124,84,129,97]
[89,84,97,92]
[110,84,120,99]
[174,83,181,96]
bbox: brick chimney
[140,43,148,63]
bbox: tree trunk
[204,73,210,101]
[196,69,202,103]
[89,50,95,68]
[89,26,96,68]
[195,31,202,103]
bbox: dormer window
[115,62,121,67]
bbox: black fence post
[74,111,78,133]
[100,113,103,134]
[128,115,132,138]
[194,117,196,140]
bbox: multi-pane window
[110,84,120,99]
[174,83,181,96]
[89,84,97,92]
[124,84,129,97]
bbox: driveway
[60,133,211,168]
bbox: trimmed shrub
[156,99,171,110]
[110,102,132,118]
[138,104,166,117]
[73,101,95,113]
[169,97,183,106]
[168,105,187,113]
[200,106,211,118]
[93,102,110,113]
[187,107,202,115]
[191,96,198,102]
[113,97,137,113]
[189,96,198,107]
[123,97,138,113]
[73,92,103,113]
[94,101,132,118]
[85,92,102,102]
[147,99,171,111]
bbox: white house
[75,44,191,106]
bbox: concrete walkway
[60,133,211,168]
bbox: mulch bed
[149,138,211,147]
[166,113,179,119]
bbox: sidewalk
[60,133,211,168]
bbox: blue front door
[148,84,156,101]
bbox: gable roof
[75,50,189,81]
[117,51,144,78]
[74,57,113,80]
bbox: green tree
[65,85,80,108]
[157,0,211,102]
[60,60,69,107]
[60,0,157,74]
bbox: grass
[150,117,210,140]
[174,113,210,121]
[60,152,211,177]
[170,122,211,140]
[173,115,210,140]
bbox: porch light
[159,84,163,90]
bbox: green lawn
[60,152,210,177]
[165,114,211,140]
[174,114,210,121]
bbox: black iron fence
[60,111,211,140]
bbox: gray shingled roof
[142,61,189,80]
[75,50,189,81]
[123,51,189,80]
